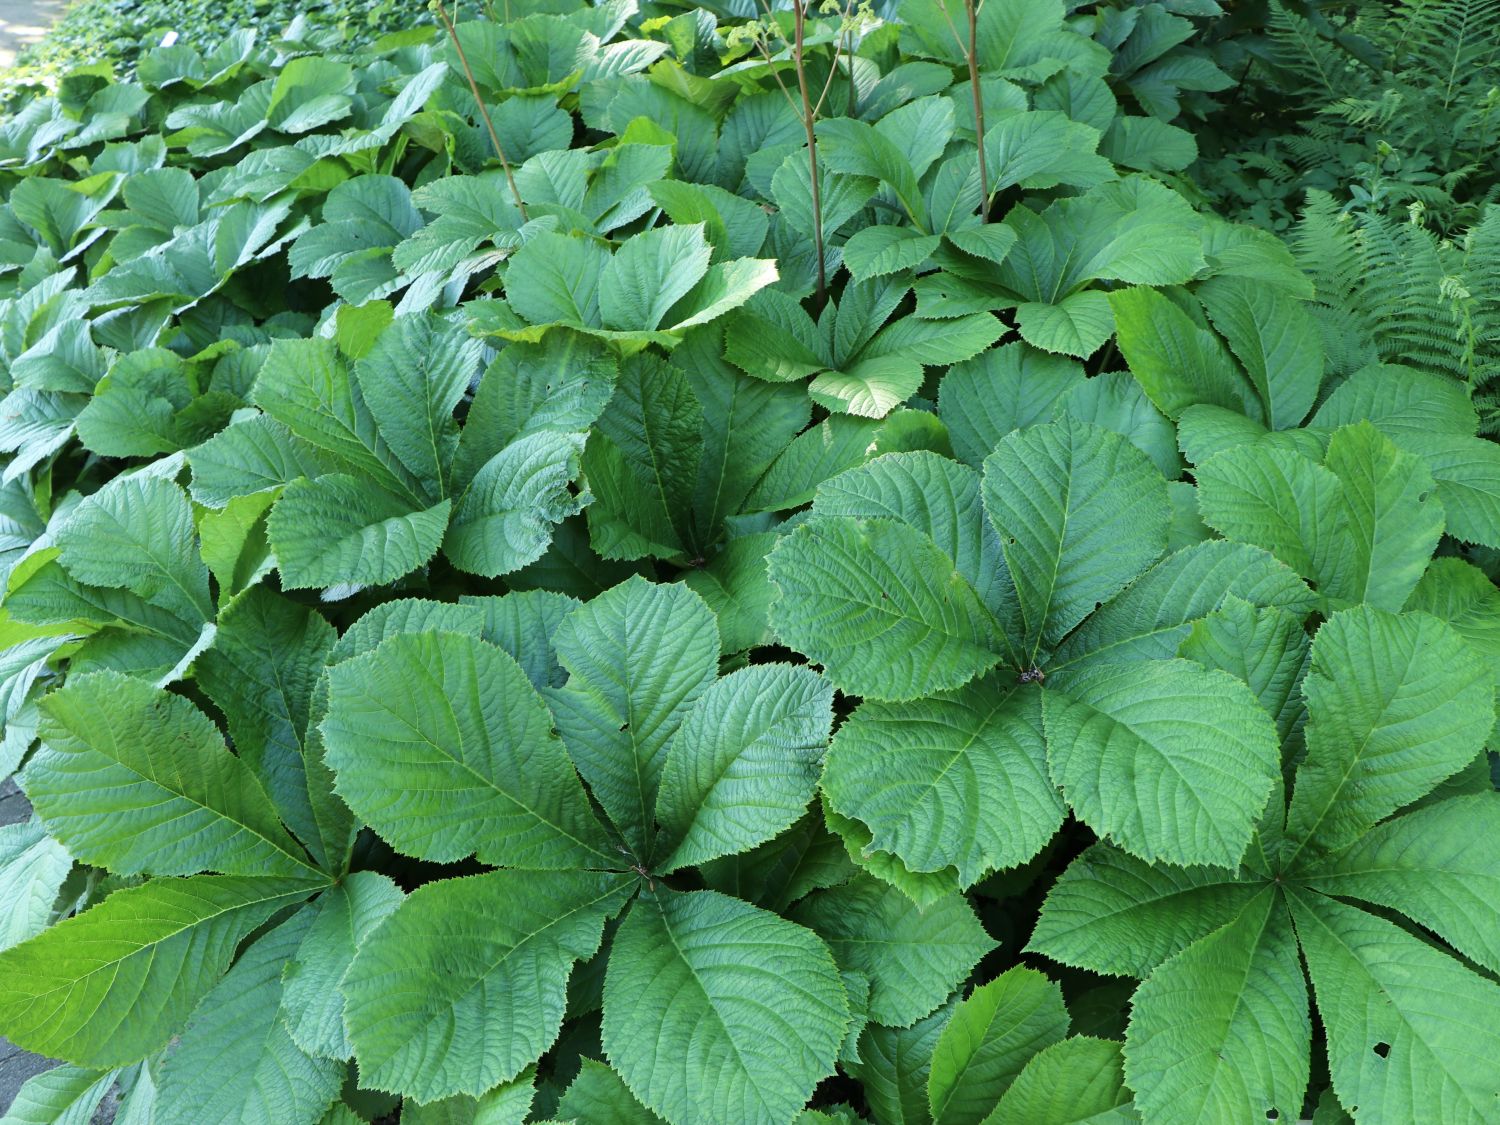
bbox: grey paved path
[0,777,61,1115]
[0,0,67,68]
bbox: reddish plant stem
[967,0,989,211]
[792,0,828,311]
[434,0,528,221]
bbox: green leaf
[251,337,421,504]
[0,1064,117,1125]
[583,354,703,562]
[1296,795,1500,974]
[599,225,711,331]
[823,798,965,911]
[809,356,925,419]
[821,679,1060,888]
[698,812,854,914]
[1321,422,1445,611]
[602,889,847,1125]
[1027,844,1262,978]
[156,908,343,1125]
[982,1037,1134,1125]
[445,430,589,577]
[401,1070,536,1125]
[1194,441,1344,588]
[55,475,211,624]
[345,869,633,1103]
[1124,891,1309,1125]
[939,343,1085,468]
[0,818,71,954]
[982,419,1169,658]
[1055,371,1178,479]
[1015,291,1113,359]
[1310,363,1477,439]
[982,111,1111,195]
[1398,433,1500,549]
[1198,275,1321,430]
[1178,597,1311,749]
[268,475,450,590]
[462,589,580,691]
[928,967,1070,1125]
[197,491,277,599]
[187,416,338,509]
[741,414,885,513]
[352,312,483,497]
[1110,287,1258,422]
[813,450,1017,627]
[28,671,316,879]
[843,226,942,282]
[321,630,614,869]
[267,56,355,133]
[656,664,834,872]
[1049,540,1315,673]
[1044,659,1280,867]
[557,1059,666,1124]
[768,517,1002,702]
[0,874,317,1067]
[503,231,609,328]
[1289,889,1500,1125]
[1283,607,1493,862]
[547,576,720,860]
[194,587,341,870]
[794,876,995,1027]
[281,872,404,1061]
[849,999,955,1125]
[681,532,778,653]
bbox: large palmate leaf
[820,679,1060,888]
[344,869,633,1102]
[0,817,71,953]
[1296,795,1500,975]
[1198,275,1322,430]
[281,872,404,1061]
[768,517,1003,702]
[0,874,319,1067]
[794,876,995,1028]
[1124,891,1310,1125]
[193,587,340,869]
[1283,607,1492,862]
[927,966,1069,1125]
[849,998,957,1125]
[982,419,1170,658]
[547,576,720,860]
[1043,658,1280,867]
[1289,890,1500,1125]
[321,630,615,870]
[1027,844,1264,978]
[655,663,834,873]
[155,908,343,1125]
[601,889,847,1125]
[812,451,1017,632]
[984,1036,1135,1125]
[26,671,318,879]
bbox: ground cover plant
[1,0,1499,1122]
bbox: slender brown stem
[792,0,827,311]
[967,0,988,211]
[844,24,858,117]
[434,0,528,221]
